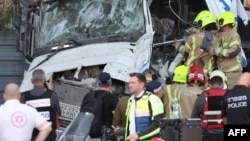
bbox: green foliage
[0,0,20,31]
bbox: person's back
[22,69,61,141]
[174,10,218,74]
[191,70,228,119]
[100,90,118,129]
[0,83,51,141]
[166,83,203,118]
[80,72,118,138]
[180,32,217,73]
[164,64,204,118]
[222,72,250,125]
[191,74,227,141]
[0,101,50,140]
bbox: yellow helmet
[193,10,210,25]
[173,65,188,83]
[194,10,216,28]
[217,11,235,28]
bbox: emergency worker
[146,80,167,115]
[123,73,165,141]
[191,74,228,141]
[22,69,61,141]
[222,72,250,125]
[185,10,212,35]
[146,80,164,99]
[215,11,242,89]
[173,10,218,74]
[0,83,52,141]
[164,64,205,118]
[208,70,228,90]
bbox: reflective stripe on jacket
[179,32,218,73]
[216,29,242,72]
[124,92,164,141]
[24,90,57,130]
[165,84,203,118]
[202,89,227,129]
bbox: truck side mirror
[12,13,34,33]
[20,0,38,13]
[12,14,21,32]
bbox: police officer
[222,72,250,125]
[173,10,218,74]
[215,11,242,89]
[146,80,164,99]
[22,69,61,141]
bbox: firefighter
[173,10,218,74]
[191,70,228,141]
[164,64,205,118]
[185,10,212,36]
[215,11,242,90]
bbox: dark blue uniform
[222,85,250,124]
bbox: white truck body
[14,0,155,130]
[20,34,154,92]
[19,0,154,92]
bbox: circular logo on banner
[11,111,27,128]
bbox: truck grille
[59,116,73,128]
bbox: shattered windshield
[38,0,145,47]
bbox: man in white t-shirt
[0,83,52,141]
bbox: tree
[0,0,20,30]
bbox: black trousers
[202,129,224,141]
[31,130,57,141]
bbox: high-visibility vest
[202,89,227,129]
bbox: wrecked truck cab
[14,0,154,131]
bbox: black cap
[98,72,111,84]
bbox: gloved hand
[172,38,181,49]
[185,27,199,35]
[215,47,222,56]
